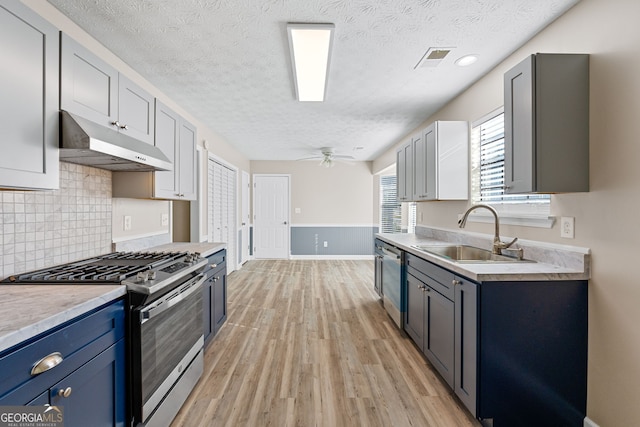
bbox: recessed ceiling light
[455,54,479,67]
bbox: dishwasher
[381,242,403,329]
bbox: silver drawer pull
[57,387,72,398]
[31,352,63,376]
[210,263,217,268]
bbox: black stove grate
[5,251,189,283]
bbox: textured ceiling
[47,0,579,161]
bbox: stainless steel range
[4,251,208,427]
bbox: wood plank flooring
[171,260,479,427]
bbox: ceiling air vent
[415,47,455,69]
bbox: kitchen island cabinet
[0,299,126,427]
[0,0,59,190]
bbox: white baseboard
[290,255,374,260]
[584,417,600,427]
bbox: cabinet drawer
[406,253,454,300]
[0,299,124,404]
[204,250,226,274]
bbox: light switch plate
[560,216,574,238]
[161,213,169,226]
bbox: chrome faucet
[458,204,518,255]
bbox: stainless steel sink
[411,244,534,263]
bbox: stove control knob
[148,271,157,280]
[137,271,151,282]
[184,253,193,263]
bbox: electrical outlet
[560,216,574,238]
[323,241,328,248]
[123,215,132,231]
[161,213,169,226]
[295,207,301,214]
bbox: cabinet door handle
[452,280,462,286]
[31,352,63,376]
[119,123,129,130]
[57,387,72,398]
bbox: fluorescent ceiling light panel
[287,23,335,102]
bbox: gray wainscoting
[291,226,377,256]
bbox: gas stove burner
[3,250,203,287]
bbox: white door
[241,171,250,264]
[253,175,290,259]
[208,158,237,270]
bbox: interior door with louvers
[208,158,236,271]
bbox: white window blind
[380,175,416,233]
[380,175,401,233]
[472,109,549,208]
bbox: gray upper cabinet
[504,53,589,193]
[413,121,468,201]
[0,0,59,190]
[60,33,155,145]
[112,100,197,201]
[396,139,413,202]
[154,100,197,200]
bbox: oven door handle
[141,274,206,323]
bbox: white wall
[250,161,375,226]
[374,0,640,424]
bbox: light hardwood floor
[171,260,479,427]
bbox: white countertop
[376,232,590,282]
[149,241,226,258]
[0,285,126,354]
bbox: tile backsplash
[0,162,112,279]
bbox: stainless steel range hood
[59,111,172,172]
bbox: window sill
[461,212,556,229]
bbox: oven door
[132,273,205,424]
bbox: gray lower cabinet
[504,53,589,193]
[402,249,588,426]
[405,253,455,388]
[453,276,477,416]
[60,33,155,145]
[0,0,59,190]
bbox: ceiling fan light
[320,156,334,168]
[287,23,335,102]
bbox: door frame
[252,174,291,259]
[241,170,250,265]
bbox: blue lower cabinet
[0,299,126,427]
[203,249,227,347]
[50,339,125,427]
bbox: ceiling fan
[297,147,355,168]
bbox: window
[471,108,550,219]
[380,175,416,233]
